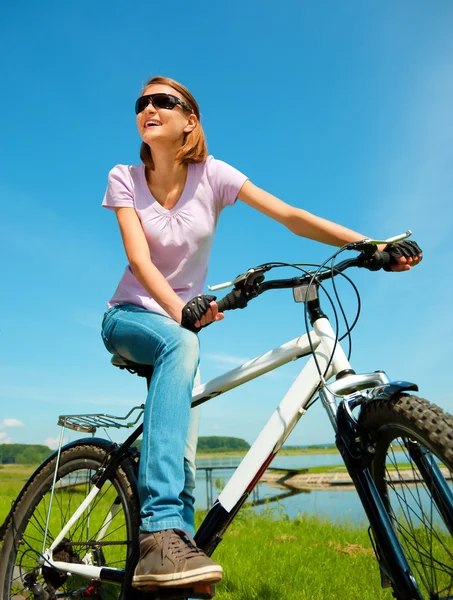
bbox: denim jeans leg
[181,369,201,535]
[101,305,200,532]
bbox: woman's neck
[146,147,187,188]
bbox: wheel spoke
[386,466,453,557]
[382,439,452,597]
[3,449,135,599]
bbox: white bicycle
[1,232,452,600]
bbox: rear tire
[359,394,453,599]
[0,443,141,599]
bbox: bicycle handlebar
[215,249,392,313]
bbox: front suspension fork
[335,399,422,600]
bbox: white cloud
[0,432,13,444]
[203,353,251,368]
[202,352,299,382]
[0,384,139,408]
[1,418,24,428]
[212,424,221,431]
[45,436,68,450]
[73,309,103,330]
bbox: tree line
[133,436,250,454]
[197,436,250,452]
[1,437,251,464]
[0,444,52,465]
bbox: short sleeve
[206,156,248,210]
[102,165,135,210]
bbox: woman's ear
[184,113,198,134]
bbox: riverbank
[196,446,339,460]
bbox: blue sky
[1,1,452,449]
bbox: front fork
[321,382,423,600]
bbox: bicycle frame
[40,319,368,560]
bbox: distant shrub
[197,436,250,452]
[0,444,52,465]
[133,436,250,454]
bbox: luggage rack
[57,405,145,434]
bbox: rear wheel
[0,443,140,599]
[359,394,453,599]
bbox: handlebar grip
[217,289,248,312]
[359,250,392,271]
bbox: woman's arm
[238,180,421,271]
[114,207,186,322]
[238,180,365,246]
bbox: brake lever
[208,266,271,292]
[347,230,412,253]
[208,269,256,292]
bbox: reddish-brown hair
[139,76,208,170]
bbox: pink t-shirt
[102,156,248,317]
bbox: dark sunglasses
[135,93,192,115]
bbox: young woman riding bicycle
[100,75,422,591]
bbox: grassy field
[196,508,392,600]
[0,464,37,528]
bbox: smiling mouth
[145,121,161,127]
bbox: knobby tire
[359,394,453,599]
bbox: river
[194,453,452,524]
[195,453,367,523]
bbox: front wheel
[359,394,453,599]
[0,442,141,599]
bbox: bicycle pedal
[191,583,216,598]
[141,583,215,599]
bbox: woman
[101,76,421,590]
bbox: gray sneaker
[132,528,223,589]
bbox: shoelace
[161,528,202,566]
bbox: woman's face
[136,84,197,147]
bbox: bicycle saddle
[111,355,154,379]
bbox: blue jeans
[101,304,201,535]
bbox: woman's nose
[144,99,157,114]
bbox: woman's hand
[384,240,423,272]
[195,300,224,328]
[389,255,422,272]
[181,296,224,332]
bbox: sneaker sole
[132,566,223,589]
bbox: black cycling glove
[383,240,422,272]
[181,294,217,333]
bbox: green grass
[196,508,393,600]
[269,465,348,475]
[268,462,420,476]
[0,464,37,528]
